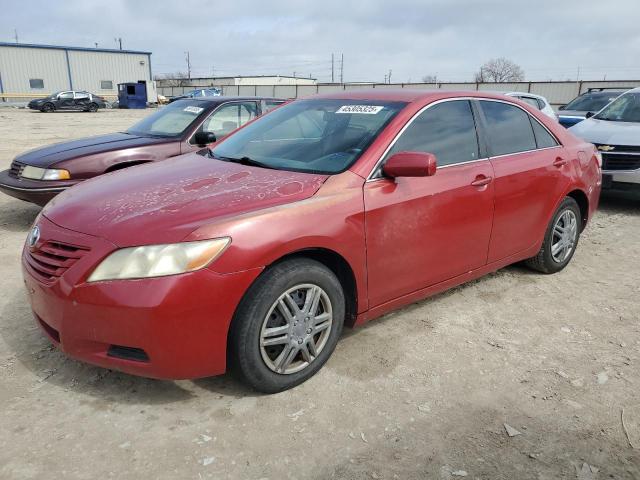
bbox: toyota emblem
[28,225,40,249]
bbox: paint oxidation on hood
[43,152,328,246]
[15,133,173,168]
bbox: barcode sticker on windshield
[336,105,384,114]
[183,106,204,114]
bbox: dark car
[168,88,222,103]
[558,89,627,128]
[27,91,108,112]
[1,96,285,205]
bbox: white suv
[505,92,557,121]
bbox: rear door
[477,99,566,263]
[364,100,495,307]
[73,91,90,110]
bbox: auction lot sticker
[184,106,204,114]
[336,105,384,114]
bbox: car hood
[568,118,640,145]
[558,110,586,118]
[14,133,173,168]
[43,153,328,246]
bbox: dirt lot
[0,107,639,480]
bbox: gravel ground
[0,108,639,480]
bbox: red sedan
[22,90,601,392]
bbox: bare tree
[421,75,438,83]
[154,72,191,87]
[474,58,524,82]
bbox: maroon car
[0,96,284,205]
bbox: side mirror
[383,151,437,178]
[558,104,566,111]
[585,111,595,119]
[193,131,216,146]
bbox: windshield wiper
[213,154,275,170]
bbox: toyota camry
[22,90,601,392]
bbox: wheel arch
[566,188,589,231]
[267,248,359,328]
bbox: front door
[364,100,495,307]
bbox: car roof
[504,91,546,100]
[309,89,521,104]
[172,96,285,105]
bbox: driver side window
[197,102,258,142]
[58,92,74,100]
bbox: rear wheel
[228,258,345,393]
[87,103,99,112]
[40,103,54,113]
[525,197,581,273]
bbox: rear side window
[519,96,540,109]
[530,118,559,149]
[387,100,479,167]
[480,101,537,156]
[264,100,285,113]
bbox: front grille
[9,160,25,178]
[25,240,90,283]
[601,153,640,171]
[595,144,640,154]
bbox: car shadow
[0,289,257,405]
[598,190,640,214]
[0,201,40,232]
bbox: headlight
[87,238,231,282]
[21,166,71,181]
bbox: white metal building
[0,42,155,102]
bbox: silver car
[569,88,640,191]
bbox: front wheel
[525,197,582,274]
[228,258,345,393]
[40,103,54,113]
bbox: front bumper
[22,215,262,379]
[0,169,77,206]
[602,169,640,189]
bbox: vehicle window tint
[530,118,558,149]
[74,92,89,100]
[536,98,546,110]
[201,102,257,140]
[58,92,73,99]
[386,100,479,167]
[480,101,537,156]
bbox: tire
[525,197,582,274]
[87,103,99,112]
[40,103,54,113]
[228,258,345,393]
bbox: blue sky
[2,0,639,82]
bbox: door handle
[553,157,568,167]
[471,175,493,187]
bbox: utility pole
[13,29,18,43]
[114,37,122,50]
[331,54,335,83]
[340,53,344,83]
[185,51,191,79]
[388,69,392,84]
[293,71,296,78]
[94,42,98,48]
[576,66,580,81]
[384,73,387,84]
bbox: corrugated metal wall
[0,45,155,101]
[157,79,640,109]
[67,50,151,96]
[0,46,70,94]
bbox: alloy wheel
[259,284,333,375]
[551,209,578,263]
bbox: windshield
[127,100,209,137]
[564,93,621,112]
[595,92,640,122]
[211,99,406,174]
